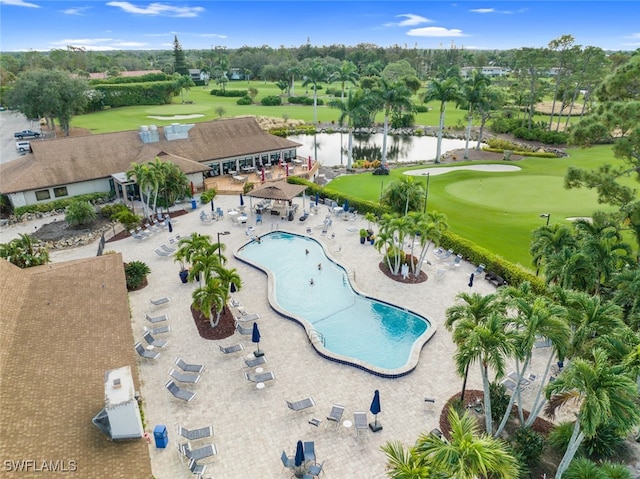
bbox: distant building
[460,66,511,78]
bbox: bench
[485,271,507,288]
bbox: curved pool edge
[234,232,438,378]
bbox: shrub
[236,96,253,105]
[14,192,112,216]
[210,89,248,97]
[113,209,140,231]
[261,95,282,106]
[581,421,626,459]
[413,104,429,113]
[243,182,254,194]
[100,203,129,219]
[124,261,151,291]
[547,421,574,452]
[510,427,545,467]
[489,381,510,421]
[200,189,217,204]
[65,199,97,226]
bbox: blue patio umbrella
[211,199,215,212]
[468,273,475,288]
[315,192,319,206]
[369,389,382,432]
[294,440,305,468]
[343,199,349,212]
[252,322,262,357]
[239,193,244,207]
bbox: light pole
[217,231,230,264]
[535,214,551,276]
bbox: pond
[288,132,470,167]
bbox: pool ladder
[308,329,325,347]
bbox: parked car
[14,130,41,139]
[15,141,31,152]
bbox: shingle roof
[0,117,300,195]
[0,255,152,478]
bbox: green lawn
[327,145,637,269]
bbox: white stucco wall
[17,178,113,207]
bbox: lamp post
[535,214,551,276]
[217,231,230,263]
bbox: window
[53,186,68,198]
[35,189,51,201]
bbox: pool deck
[1,195,560,478]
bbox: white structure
[92,366,144,440]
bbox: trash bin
[191,199,197,209]
[153,425,168,448]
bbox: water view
[288,132,469,167]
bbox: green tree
[372,78,412,165]
[192,277,226,328]
[173,35,188,75]
[126,162,155,219]
[328,89,373,169]
[302,61,326,125]
[422,77,461,164]
[65,199,97,226]
[458,71,490,159]
[0,233,49,268]
[545,348,640,479]
[328,60,359,100]
[380,176,425,215]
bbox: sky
[0,0,639,53]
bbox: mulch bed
[190,304,236,340]
[378,256,428,284]
[106,209,189,243]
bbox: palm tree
[126,162,154,218]
[459,71,490,160]
[406,211,449,275]
[302,62,326,125]
[0,233,49,268]
[192,277,227,328]
[545,247,596,292]
[530,223,577,276]
[380,176,425,215]
[415,408,519,478]
[286,64,302,96]
[610,267,640,327]
[373,78,412,165]
[545,348,640,479]
[328,60,359,100]
[328,89,373,169]
[381,441,444,479]
[422,77,461,164]
[175,233,212,272]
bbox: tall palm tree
[126,162,154,218]
[328,89,373,169]
[610,267,640,327]
[175,233,212,271]
[381,440,439,479]
[422,77,461,164]
[380,176,425,215]
[545,348,640,479]
[406,211,449,275]
[373,78,412,165]
[544,247,596,292]
[328,60,359,100]
[459,71,490,160]
[192,277,227,328]
[302,62,326,125]
[286,64,302,96]
[415,408,519,479]
[530,223,577,276]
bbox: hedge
[286,176,545,292]
[89,73,171,85]
[95,81,175,107]
[14,192,113,216]
[210,89,248,97]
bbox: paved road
[0,110,42,164]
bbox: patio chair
[154,248,172,257]
[244,371,275,383]
[150,296,171,306]
[435,269,446,281]
[449,254,463,267]
[235,321,253,335]
[188,458,206,476]
[304,441,316,464]
[160,243,176,253]
[473,263,486,275]
[235,313,260,323]
[165,380,197,402]
[183,443,217,461]
[143,331,168,349]
[438,249,454,261]
[307,460,324,476]
[326,404,345,429]
[129,230,147,240]
[230,298,241,308]
[286,397,316,412]
[354,411,368,437]
[244,355,267,368]
[432,246,445,257]
[169,368,201,384]
[135,342,160,360]
[144,325,171,335]
[280,450,294,472]
[219,343,244,354]
[175,357,206,373]
[145,313,168,323]
[179,425,213,441]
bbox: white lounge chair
[354,411,368,437]
[244,355,267,369]
[175,357,206,373]
[144,325,171,335]
[169,368,201,384]
[145,313,168,323]
[286,397,316,412]
[326,404,345,429]
[219,343,244,354]
[150,296,171,306]
[244,371,275,383]
[143,331,168,349]
[235,313,260,323]
[154,248,172,257]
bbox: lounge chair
[432,246,445,257]
[143,331,168,349]
[473,263,486,275]
[304,441,316,464]
[299,211,309,222]
[175,357,206,373]
[145,313,168,323]
[235,321,253,335]
[188,458,206,476]
[169,368,201,384]
[179,425,213,441]
[165,380,197,402]
[244,371,275,383]
[135,342,160,360]
[219,343,244,354]
[150,296,171,306]
[230,298,241,308]
[450,254,463,267]
[129,230,147,240]
[354,411,368,437]
[244,355,267,368]
[438,249,454,261]
[182,443,217,461]
[286,397,316,412]
[160,243,176,253]
[154,248,172,257]
[326,404,345,429]
[236,313,260,323]
[144,325,171,335]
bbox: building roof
[0,117,300,195]
[0,254,152,478]
[247,180,307,201]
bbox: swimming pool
[236,232,433,377]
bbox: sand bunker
[146,114,205,120]
[405,164,521,176]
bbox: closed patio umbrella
[285,163,289,177]
[211,199,215,212]
[261,167,265,183]
[294,440,305,469]
[252,322,263,357]
[468,273,474,288]
[369,389,382,432]
[315,192,319,206]
[239,193,244,207]
[308,155,312,170]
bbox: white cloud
[0,0,40,8]
[385,13,432,27]
[200,33,228,39]
[62,7,90,15]
[48,37,148,50]
[469,7,526,14]
[625,32,640,39]
[407,27,466,37]
[50,38,115,46]
[470,8,494,13]
[106,1,204,18]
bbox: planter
[179,270,189,284]
[369,238,375,245]
[360,237,366,244]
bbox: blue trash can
[153,425,168,448]
[191,199,197,209]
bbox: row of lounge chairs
[165,357,207,402]
[154,243,176,257]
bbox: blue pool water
[236,232,431,374]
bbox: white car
[15,140,30,152]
